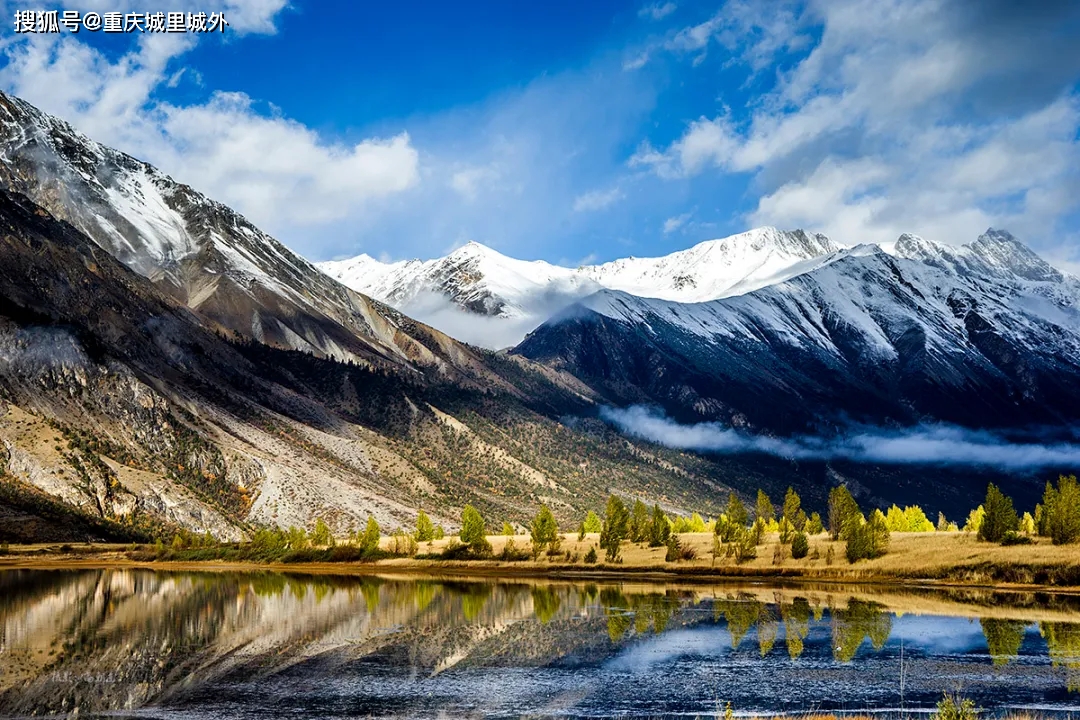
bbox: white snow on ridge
[318,228,848,347]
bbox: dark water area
[1,569,1079,719]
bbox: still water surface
[1,569,1079,719]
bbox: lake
[1,569,1079,718]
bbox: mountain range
[0,89,1074,540]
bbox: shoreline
[4,550,1080,597]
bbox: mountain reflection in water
[1,569,1079,719]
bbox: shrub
[1000,531,1032,546]
[440,539,472,560]
[584,546,598,564]
[791,531,809,559]
[390,530,418,556]
[933,694,977,720]
[499,537,530,561]
[664,534,682,562]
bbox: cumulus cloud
[0,0,420,243]
[634,0,1080,248]
[601,405,1080,471]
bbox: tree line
[158,473,1077,566]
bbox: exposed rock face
[0,91,487,375]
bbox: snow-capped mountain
[0,91,482,375]
[319,228,843,347]
[514,239,1080,432]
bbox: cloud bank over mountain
[601,405,1080,470]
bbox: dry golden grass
[398,529,1080,587]
[5,528,1079,591]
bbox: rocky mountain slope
[0,186,765,540]
[514,240,1080,432]
[0,91,483,375]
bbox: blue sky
[2,0,1080,270]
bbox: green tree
[782,487,807,531]
[600,495,630,562]
[416,509,435,542]
[885,504,908,532]
[727,525,757,563]
[778,516,795,545]
[360,516,380,553]
[904,505,935,532]
[310,518,333,547]
[530,505,559,553]
[648,503,670,547]
[756,489,775,524]
[582,510,603,534]
[806,512,824,535]
[460,505,491,554]
[502,521,516,536]
[286,525,309,550]
[718,492,747,541]
[978,484,1019,543]
[628,500,650,542]
[1041,475,1080,545]
[964,505,985,533]
[828,486,862,540]
[1020,512,1036,535]
[846,509,889,562]
[687,512,707,533]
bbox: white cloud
[622,51,650,71]
[601,405,1080,470]
[663,213,690,234]
[635,0,1080,248]
[639,2,677,21]
[0,1,420,240]
[573,186,625,212]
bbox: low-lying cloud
[600,405,1080,471]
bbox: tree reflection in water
[3,569,1080,718]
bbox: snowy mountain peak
[971,228,1062,282]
